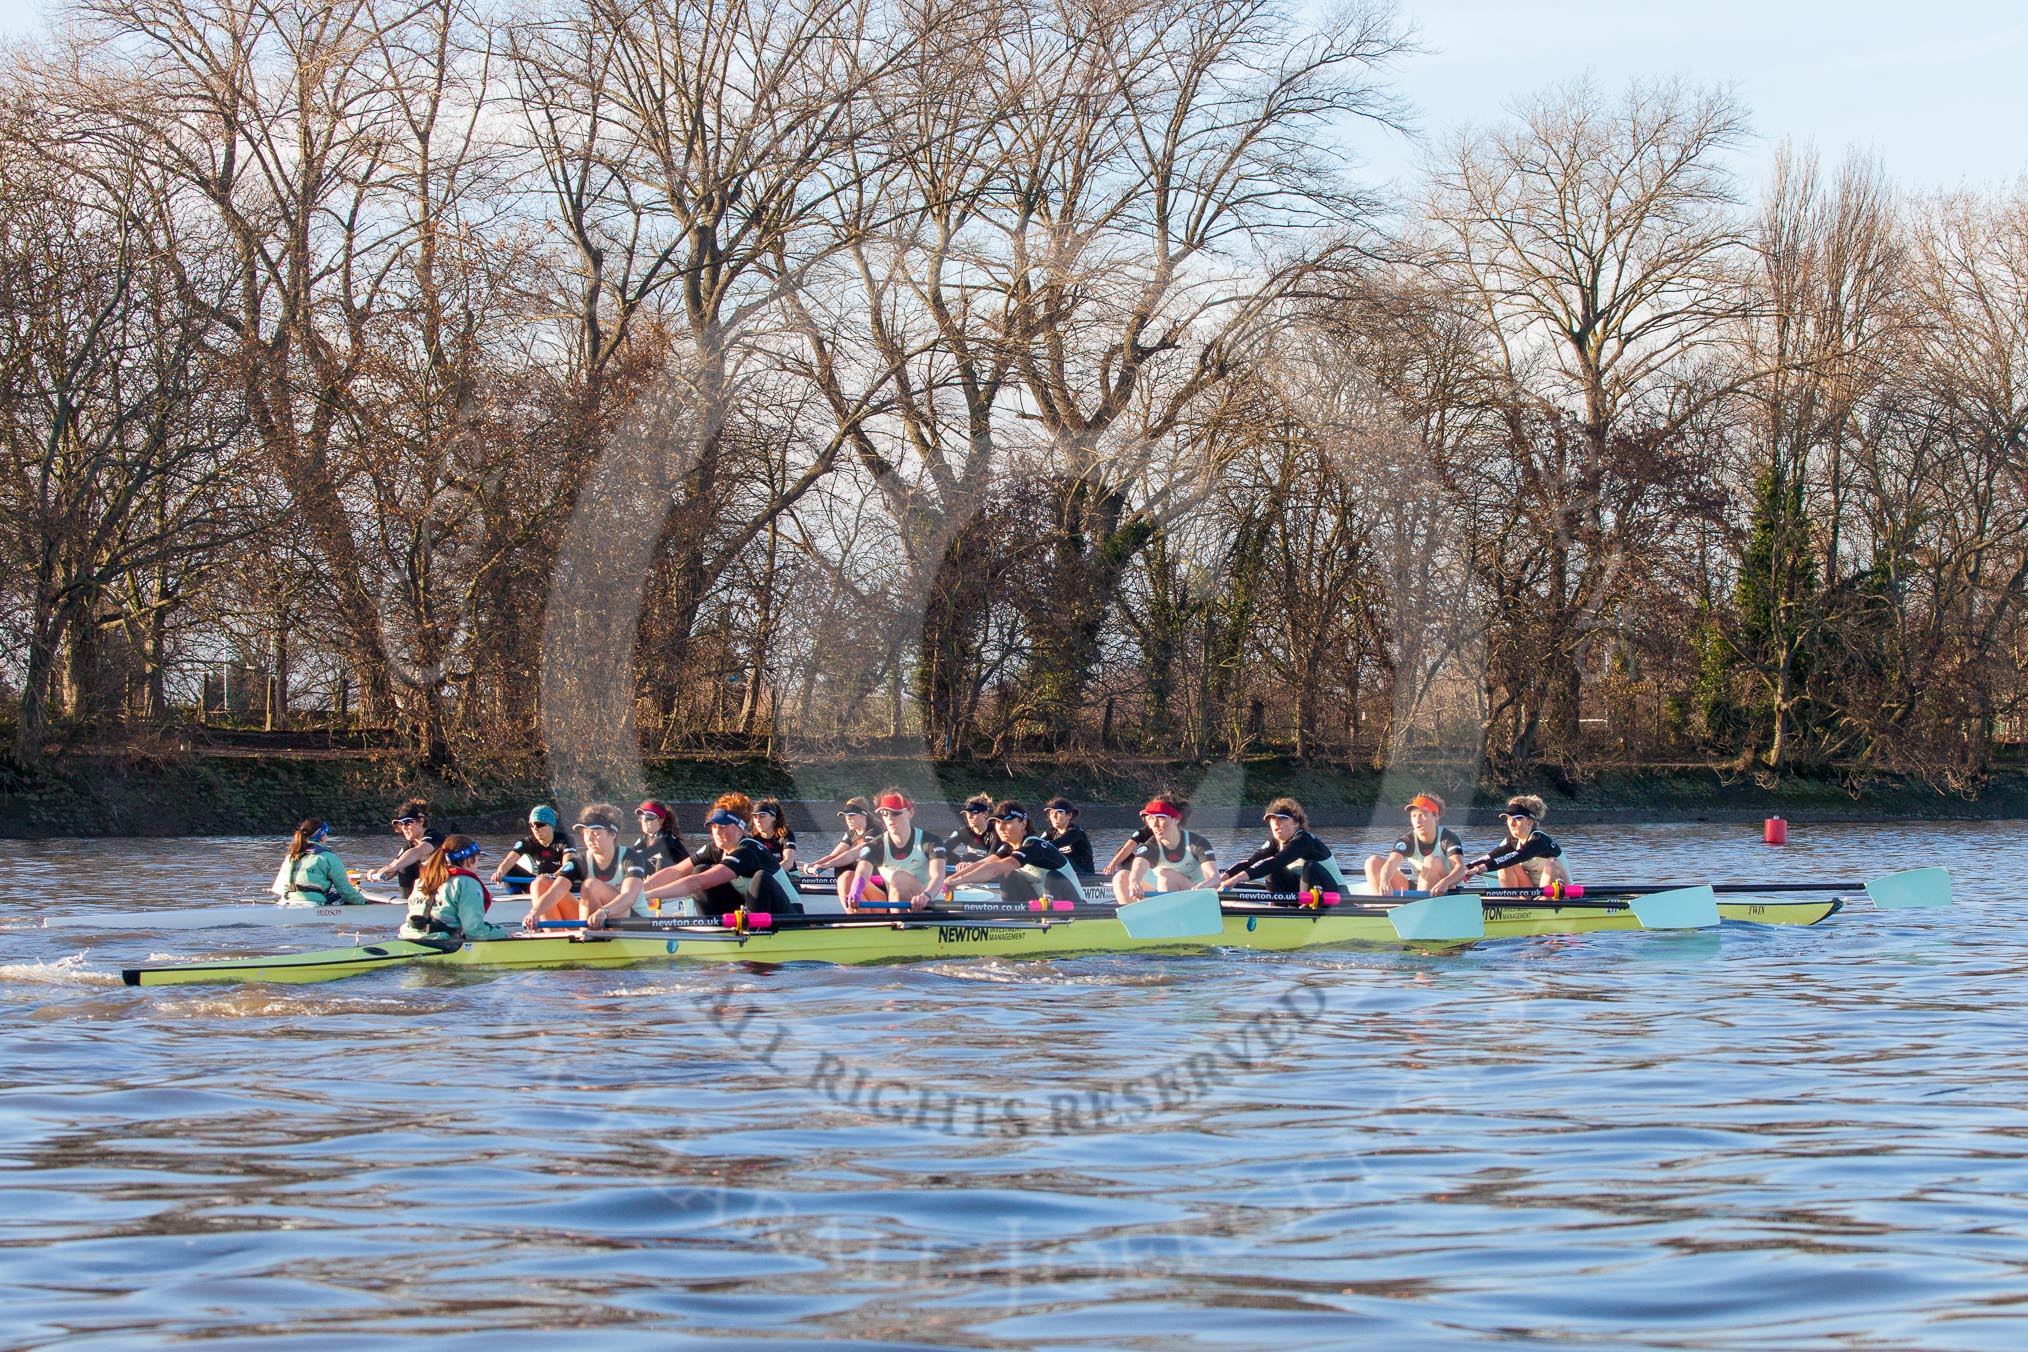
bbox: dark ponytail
[287,819,328,862]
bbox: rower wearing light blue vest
[399,836,513,941]
[276,819,371,906]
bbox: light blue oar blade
[1118,889,1223,940]
[1629,884,1720,929]
[1866,866,1951,909]
[1387,894,1484,941]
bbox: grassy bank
[1,751,2023,837]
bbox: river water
[0,820,2021,1348]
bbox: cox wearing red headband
[1364,792,1467,896]
[1120,798,1219,903]
[846,789,948,912]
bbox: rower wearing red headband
[846,788,947,912]
[1364,792,1467,896]
[1121,798,1219,902]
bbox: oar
[1117,889,1224,939]
[1626,884,1721,929]
[1386,894,1485,941]
[1863,866,1951,909]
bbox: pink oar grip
[717,912,774,930]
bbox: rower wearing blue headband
[637,793,798,921]
[276,818,370,907]
[399,834,512,942]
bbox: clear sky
[1,0,2022,194]
[1366,0,2028,194]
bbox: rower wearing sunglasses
[844,790,948,912]
[524,803,649,929]
[1219,798,1351,901]
[943,800,1083,905]
[1461,795,1569,890]
[364,799,445,899]
[945,795,997,865]
[639,794,799,919]
[1364,793,1467,896]
[807,796,875,903]
[1120,798,1218,902]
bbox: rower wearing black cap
[1462,795,1569,890]
[364,798,445,899]
[943,800,1083,905]
[1042,797,1096,875]
[945,795,997,865]
[807,795,876,905]
[1219,797,1351,901]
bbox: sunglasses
[636,810,661,819]
[875,808,906,819]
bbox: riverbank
[1,751,2023,837]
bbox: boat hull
[120,896,1842,986]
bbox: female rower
[365,799,444,898]
[277,819,370,907]
[1364,793,1467,896]
[524,803,649,929]
[845,790,948,912]
[631,800,688,876]
[751,798,798,872]
[944,800,1082,906]
[399,836,514,943]
[1218,798,1352,902]
[1122,798,1218,901]
[1100,807,1161,890]
[1042,797,1096,874]
[493,805,569,888]
[1462,795,1569,890]
[807,796,876,905]
[945,795,997,865]
[640,794,799,918]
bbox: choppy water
[0,819,2021,1348]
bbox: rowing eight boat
[119,893,1845,987]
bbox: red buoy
[1764,816,1787,846]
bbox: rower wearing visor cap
[1121,798,1218,902]
[1462,795,1569,890]
[640,794,799,919]
[807,796,876,904]
[1219,798,1351,902]
[943,800,1083,905]
[1365,793,1467,896]
[364,798,444,899]
[525,802,650,929]
[945,795,997,865]
[846,789,948,912]
[1042,797,1096,875]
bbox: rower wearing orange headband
[846,788,947,912]
[1364,792,1467,896]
